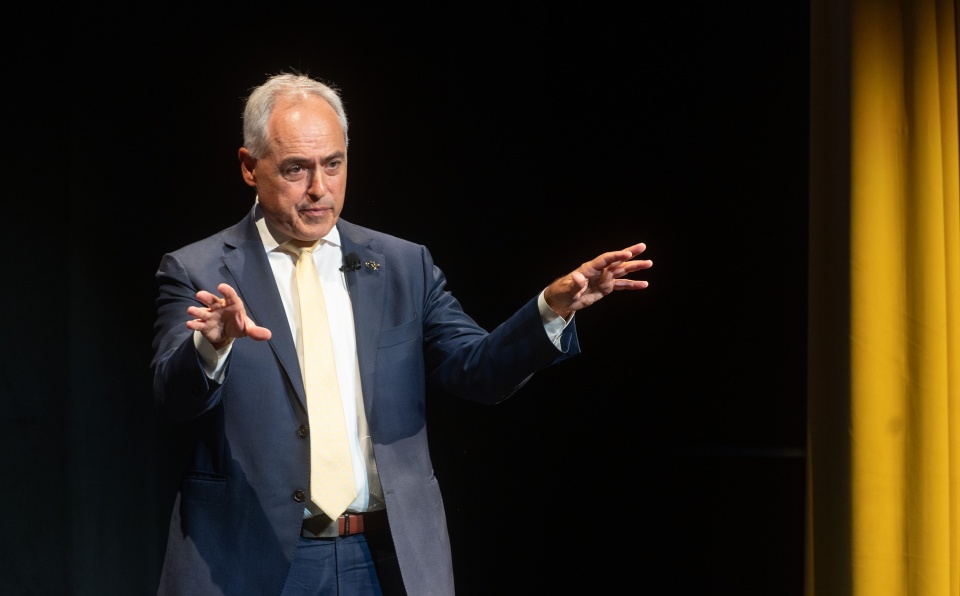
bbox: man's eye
[282,165,306,179]
[324,161,342,174]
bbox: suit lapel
[338,220,385,413]
[220,210,307,411]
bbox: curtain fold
[807,0,960,595]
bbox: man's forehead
[272,94,337,120]
[267,98,345,152]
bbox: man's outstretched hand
[544,242,652,319]
[186,283,272,349]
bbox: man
[151,72,652,595]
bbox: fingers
[187,291,223,323]
[613,279,650,290]
[193,284,239,312]
[611,259,653,276]
[246,323,273,341]
[195,290,225,309]
[587,243,649,271]
[186,285,235,337]
[598,243,652,290]
[547,242,652,315]
[605,242,647,264]
[193,284,239,308]
[185,317,209,332]
[217,283,240,302]
[187,283,272,342]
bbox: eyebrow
[278,150,345,168]
[321,151,346,164]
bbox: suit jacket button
[293,490,306,503]
[298,424,309,438]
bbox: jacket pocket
[378,316,419,348]
[180,474,227,504]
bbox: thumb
[244,318,272,341]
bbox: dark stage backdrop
[7,4,808,595]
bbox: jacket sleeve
[151,251,224,421]
[419,245,580,403]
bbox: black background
[6,3,809,594]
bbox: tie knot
[282,239,321,257]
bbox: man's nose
[307,170,326,197]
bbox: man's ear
[238,148,258,188]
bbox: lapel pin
[365,260,381,271]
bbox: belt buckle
[340,513,364,536]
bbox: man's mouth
[300,206,332,217]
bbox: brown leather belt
[301,509,388,539]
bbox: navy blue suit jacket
[151,206,580,595]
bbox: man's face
[239,95,347,241]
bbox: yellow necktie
[285,240,356,519]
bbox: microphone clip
[340,252,362,272]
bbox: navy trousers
[281,527,405,595]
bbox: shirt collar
[253,199,342,252]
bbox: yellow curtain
[807,0,960,595]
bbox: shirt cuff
[538,290,572,349]
[194,331,233,382]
